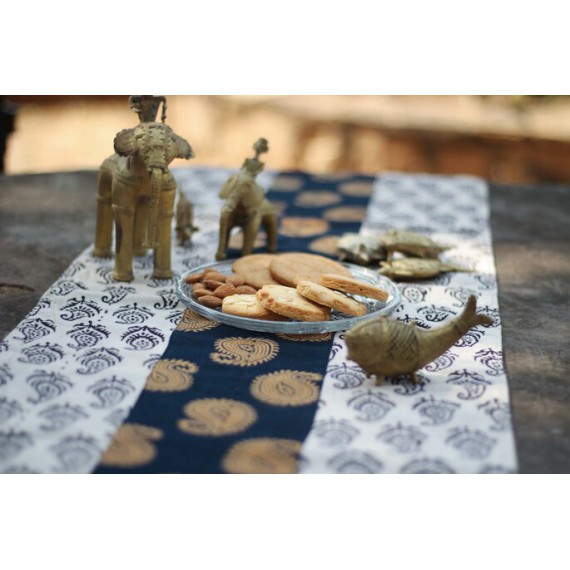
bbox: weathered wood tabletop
[1,170,569,473]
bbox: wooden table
[1,170,569,473]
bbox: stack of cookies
[183,253,389,323]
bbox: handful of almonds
[183,269,258,309]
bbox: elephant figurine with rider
[94,95,194,281]
[215,138,277,261]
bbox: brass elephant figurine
[94,95,194,281]
[215,138,277,261]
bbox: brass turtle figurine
[379,257,470,281]
[345,295,492,385]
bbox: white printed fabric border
[298,173,519,474]
[0,167,276,473]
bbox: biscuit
[319,273,389,302]
[232,254,281,289]
[296,280,367,317]
[269,252,352,287]
[222,294,287,321]
[256,284,331,322]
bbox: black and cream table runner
[0,168,517,473]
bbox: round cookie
[222,294,286,321]
[232,254,280,290]
[319,273,389,302]
[269,252,352,287]
[296,280,367,317]
[256,284,331,322]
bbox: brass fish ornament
[345,295,493,385]
[379,229,449,261]
[379,258,470,281]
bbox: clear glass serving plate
[175,260,402,334]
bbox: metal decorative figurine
[215,138,277,261]
[94,95,194,281]
[345,295,492,384]
[379,257,470,280]
[379,229,449,261]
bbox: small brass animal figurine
[379,258,469,281]
[215,138,278,261]
[94,95,194,281]
[175,192,198,247]
[380,229,449,261]
[345,295,492,385]
[336,233,387,266]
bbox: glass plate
[175,260,401,334]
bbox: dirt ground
[4,95,570,184]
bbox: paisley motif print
[308,235,339,257]
[347,390,395,421]
[101,285,136,304]
[0,341,7,353]
[295,191,341,207]
[418,305,456,323]
[48,279,87,296]
[18,342,65,365]
[0,363,14,386]
[121,325,165,350]
[26,371,72,404]
[178,398,257,436]
[276,332,332,342]
[413,396,459,426]
[28,299,51,318]
[446,369,491,400]
[445,287,479,307]
[112,303,154,324]
[454,329,484,348]
[400,458,455,474]
[0,431,32,463]
[66,321,110,350]
[445,428,496,460]
[96,266,116,284]
[400,285,428,304]
[210,337,279,367]
[250,370,321,406]
[423,351,459,372]
[324,206,366,222]
[88,376,135,408]
[153,289,179,310]
[327,363,366,389]
[105,408,130,428]
[474,349,504,376]
[389,374,430,396]
[376,423,427,453]
[327,450,383,474]
[0,399,23,424]
[15,318,56,344]
[143,354,162,370]
[176,309,219,332]
[60,297,102,321]
[222,438,301,474]
[38,404,88,431]
[50,435,101,473]
[165,310,183,326]
[478,399,511,432]
[62,261,86,278]
[99,424,163,468]
[279,217,329,237]
[312,420,360,446]
[76,347,122,375]
[338,180,373,197]
[145,359,199,392]
[270,175,303,191]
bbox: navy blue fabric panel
[94,171,374,473]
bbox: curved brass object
[93,96,194,281]
[345,295,493,384]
